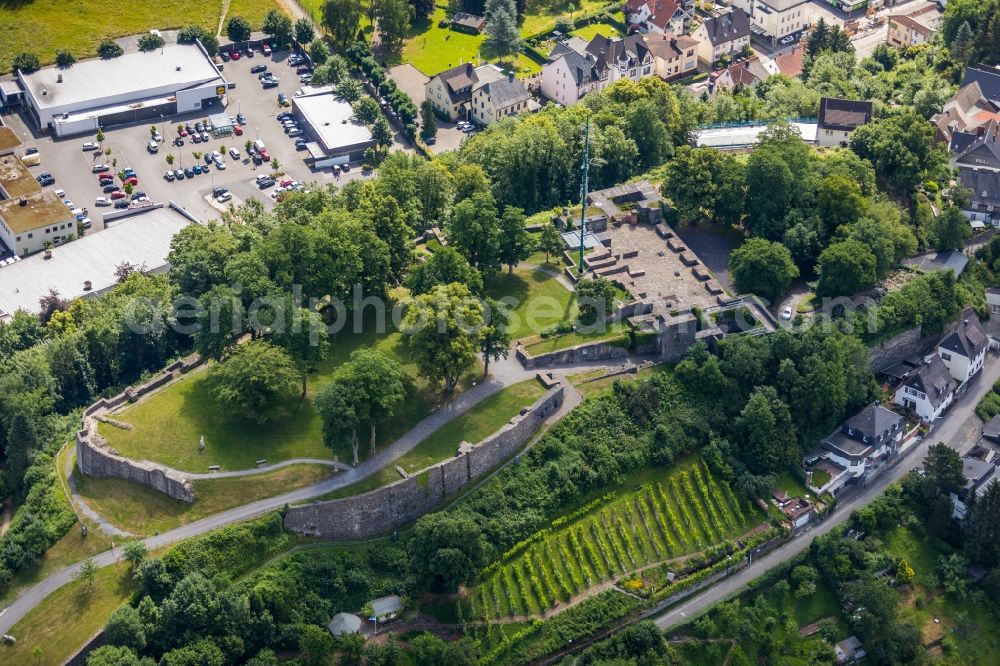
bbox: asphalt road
[654,354,1000,631]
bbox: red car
[98,174,114,183]
[280,178,293,188]
[110,191,126,200]
[123,176,138,186]
[233,125,243,136]
[259,149,270,161]
[178,127,188,136]
[230,50,240,60]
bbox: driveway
[387,64,429,107]
[653,354,1000,631]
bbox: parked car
[91,164,110,173]
[174,137,185,147]
[230,50,240,60]
[233,125,243,136]
[277,112,293,121]
[262,79,278,89]
[220,50,231,62]
[201,132,210,142]
[114,199,129,209]
[191,133,202,143]
[95,196,111,206]
[103,183,121,193]
[123,168,136,177]
[215,159,227,170]
[779,34,795,45]
[152,130,162,142]
[781,307,793,320]
[237,112,247,125]
[294,138,308,149]
[184,167,195,178]
[192,164,204,174]
[24,147,38,155]
[164,170,175,181]
[195,122,204,132]
[110,191,126,200]
[98,175,114,184]
[36,173,55,186]
[251,152,263,165]
[229,147,240,160]
[82,142,99,151]
[296,65,312,75]
[211,150,222,162]
[178,126,188,136]
[251,64,267,74]
[259,148,270,161]
[262,43,271,55]
[130,190,146,200]
[81,218,92,229]
[299,74,312,84]
[278,93,288,104]
[258,71,272,80]
[124,176,138,186]
[287,128,303,137]
[174,169,185,180]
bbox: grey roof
[983,414,1000,442]
[700,9,751,46]
[903,249,969,277]
[939,309,988,360]
[433,63,504,105]
[0,205,192,317]
[953,119,1000,166]
[19,43,222,111]
[962,457,996,490]
[293,92,374,155]
[554,48,601,86]
[844,403,903,441]
[369,595,402,617]
[963,65,1000,105]
[960,168,1000,209]
[903,355,954,409]
[823,431,875,460]
[327,613,361,636]
[584,34,651,72]
[478,76,531,108]
[818,97,873,131]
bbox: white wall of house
[893,383,953,422]
[653,50,699,79]
[938,346,986,383]
[425,77,462,120]
[751,0,810,38]
[817,126,853,147]
[693,29,750,64]
[541,58,584,106]
[0,216,77,256]
[470,90,531,125]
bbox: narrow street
[654,355,1000,631]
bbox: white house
[645,33,700,80]
[987,287,1000,318]
[425,63,504,121]
[807,403,904,494]
[816,97,873,148]
[748,0,811,42]
[469,74,535,126]
[692,9,751,65]
[937,310,988,383]
[624,0,687,35]
[893,354,955,422]
[541,35,654,106]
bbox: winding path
[0,354,633,638]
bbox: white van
[147,140,158,154]
[253,139,266,152]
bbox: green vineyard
[471,459,762,620]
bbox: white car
[215,159,226,170]
[228,147,241,160]
[779,34,795,45]
[82,142,99,151]
[781,307,793,320]
[211,150,222,162]
[94,197,111,207]
[216,191,233,203]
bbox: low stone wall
[284,386,565,540]
[75,356,203,502]
[517,339,640,368]
[868,325,935,371]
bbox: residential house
[645,33,700,80]
[951,452,998,519]
[893,354,955,422]
[816,97,873,147]
[782,497,815,528]
[540,34,654,105]
[470,73,535,125]
[692,9,751,65]
[937,309,988,383]
[810,403,904,489]
[951,119,1000,172]
[425,63,504,121]
[368,595,403,622]
[451,12,486,34]
[887,3,942,48]
[625,0,687,36]
[835,636,866,664]
[930,80,1000,151]
[747,0,811,43]
[962,65,1000,108]
[773,44,805,78]
[903,249,969,277]
[987,287,1000,319]
[982,413,1000,442]
[708,56,768,94]
[959,168,1000,227]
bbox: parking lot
[1,47,388,230]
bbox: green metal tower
[578,113,591,276]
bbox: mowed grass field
[74,462,335,535]
[318,377,547,499]
[486,266,575,340]
[0,0,282,74]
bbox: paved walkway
[0,354,628,637]
[652,354,1000,632]
[63,451,132,539]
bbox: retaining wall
[75,356,203,502]
[283,386,565,540]
[868,326,935,371]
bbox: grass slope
[486,266,575,340]
[74,463,334,535]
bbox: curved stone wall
[284,386,565,540]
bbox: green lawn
[519,0,618,36]
[0,0,282,75]
[810,467,831,488]
[74,463,335,535]
[569,20,623,42]
[773,470,810,498]
[569,363,672,397]
[0,563,136,666]
[522,319,629,355]
[486,266,575,340]
[313,378,547,500]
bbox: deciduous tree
[294,18,316,44]
[324,0,363,49]
[409,513,490,591]
[226,15,253,42]
[208,341,299,423]
[728,238,799,304]
[816,239,876,298]
[403,283,484,391]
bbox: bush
[137,33,166,52]
[98,40,124,59]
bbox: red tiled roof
[774,44,804,78]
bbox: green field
[311,378,547,500]
[568,20,623,42]
[487,267,575,340]
[521,319,629,355]
[74,463,334,535]
[0,0,283,74]
[471,459,762,620]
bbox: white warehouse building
[17,42,227,137]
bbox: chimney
[83,280,92,291]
